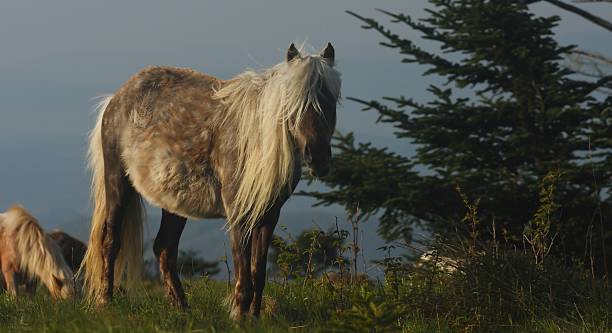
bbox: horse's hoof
[95,295,112,307]
[170,295,189,310]
[175,301,189,310]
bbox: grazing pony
[0,205,76,299]
[49,230,87,273]
[80,42,341,318]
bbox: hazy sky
[0,1,610,251]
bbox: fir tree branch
[525,0,612,32]
[572,50,612,65]
[572,0,612,3]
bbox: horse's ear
[320,42,335,64]
[286,43,300,62]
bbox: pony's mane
[2,205,74,284]
[213,52,341,235]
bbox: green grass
[0,278,344,333]
[0,253,611,333]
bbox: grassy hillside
[2,245,611,333]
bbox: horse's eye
[53,275,64,288]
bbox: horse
[48,230,87,273]
[80,42,341,318]
[0,205,76,299]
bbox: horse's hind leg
[100,173,133,304]
[153,209,188,309]
[249,207,281,317]
[24,278,36,296]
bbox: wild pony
[80,43,341,318]
[0,205,76,299]
[48,230,87,273]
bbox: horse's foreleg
[249,207,280,317]
[153,209,187,309]
[229,226,253,320]
[0,260,6,292]
[0,272,5,292]
[2,269,18,298]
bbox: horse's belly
[122,141,224,220]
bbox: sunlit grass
[0,262,610,333]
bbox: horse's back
[114,66,221,120]
[107,66,226,219]
[125,66,220,97]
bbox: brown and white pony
[48,230,87,273]
[0,205,76,299]
[80,42,341,318]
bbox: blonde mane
[1,205,75,294]
[213,53,341,235]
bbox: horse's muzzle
[304,144,331,177]
[309,163,330,178]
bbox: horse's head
[288,43,340,177]
[48,271,77,300]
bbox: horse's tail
[79,95,145,303]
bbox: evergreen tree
[307,0,612,272]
